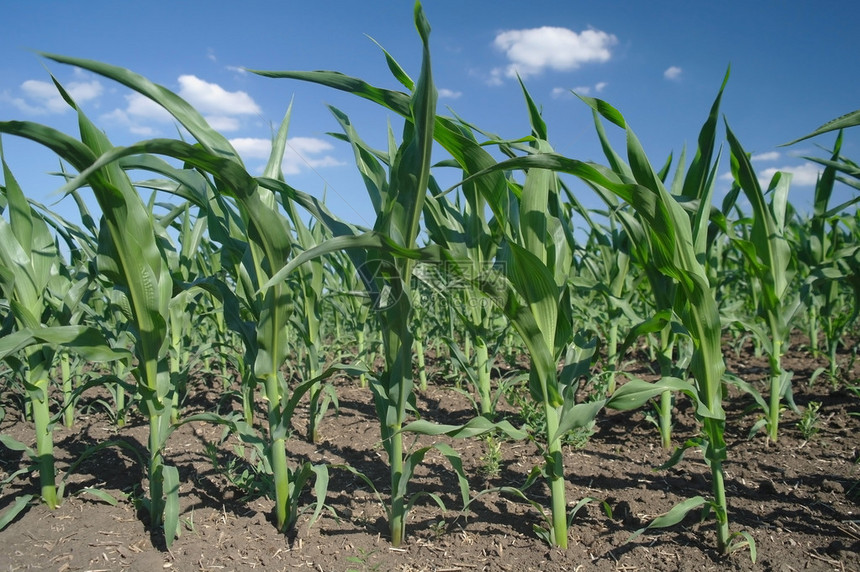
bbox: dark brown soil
[1,334,859,572]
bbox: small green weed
[478,435,503,479]
[797,402,822,440]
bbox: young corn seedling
[282,196,333,443]
[2,61,298,545]
[48,53,346,537]
[724,124,803,442]
[423,180,505,418]
[0,135,133,512]
[252,4,529,546]
[451,73,750,557]
[1,86,184,544]
[315,8,438,546]
[792,131,860,380]
[433,78,689,548]
[579,67,728,451]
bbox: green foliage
[0,1,857,560]
[797,401,823,440]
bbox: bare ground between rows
[1,336,859,572]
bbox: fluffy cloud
[177,75,260,115]
[751,151,780,162]
[205,115,241,132]
[99,92,173,135]
[720,161,822,188]
[102,77,260,134]
[230,136,343,175]
[125,93,174,122]
[10,79,103,114]
[664,66,682,80]
[565,81,608,97]
[759,163,821,187]
[492,26,617,80]
[99,108,156,136]
[438,88,462,99]
[229,137,271,159]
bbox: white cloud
[751,151,780,162]
[719,162,822,188]
[759,163,821,187]
[99,108,159,136]
[438,88,462,99]
[553,87,572,98]
[230,137,271,159]
[487,68,505,87]
[125,93,174,122]
[664,66,682,80]
[11,78,103,114]
[230,136,344,175]
[205,115,240,132]
[283,137,344,175]
[177,75,261,115]
[102,78,260,135]
[492,26,617,80]
[568,81,608,97]
[100,92,173,135]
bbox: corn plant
[0,140,131,511]
[282,197,334,442]
[1,85,184,545]
[251,4,539,546]
[790,131,860,380]
[423,178,506,418]
[724,125,803,442]
[450,72,753,555]
[425,79,692,548]
[581,70,729,451]
[324,249,375,387]
[45,53,352,538]
[312,9,435,547]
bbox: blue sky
[1,1,858,232]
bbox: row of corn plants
[2,1,859,558]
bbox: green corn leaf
[0,494,34,531]
[162,465,180,548]
[606,377,696,411]
[308,463,330,530]
[682,67,729,202]
[367,35,414,91]
[568,496,612,526]
[40,52,240,162]
[784,108,860,145]
[1,154,33,258]
[401,416,528,440]
[517,76,548,140]
[260,232,445,292]
[653,438,705,471]
[476,268,561,407]
[575,93,628,129]
[627,495,709,543]
[76,488,119,506]
[0,434,35,458]
[726,123,793,302]
[503,242,558,351]
[251,53,513,230]
[0,326,132,363]
[551,400,606,444]
[729,530,757,563]
[430,443,470,510]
